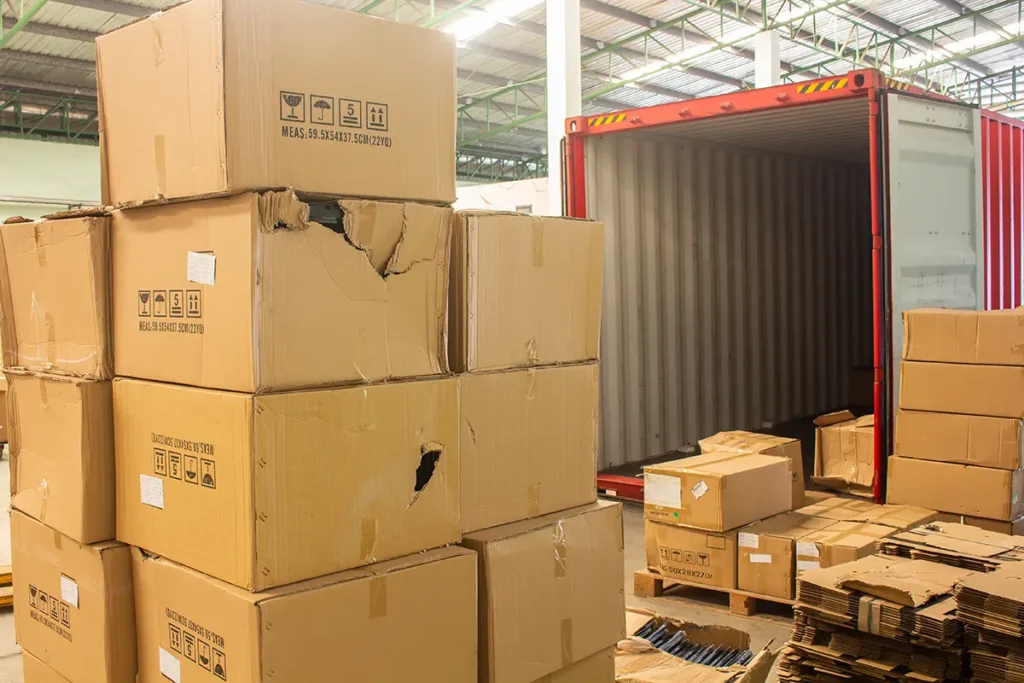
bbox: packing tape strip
[857,596,882,635]
[45,313,56,366]
[154,136,167,198]
[531,217,544,267]
[33,224,46,267]
[361,518,378,564]
[528,483,541,517]
[369,576,387,619]
[560,618,573,667]
[553,520,567,580]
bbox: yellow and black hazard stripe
[588,113,627,127]
[797,77,849,95]
[886,78,912,92]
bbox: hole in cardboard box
[415,447,441,493]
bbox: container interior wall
[586,132,872,470]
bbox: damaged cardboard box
[887,456,1024,521]
[794,521,896,573]
[812,410,874,496]
[114,376,460,591]
[903,307,1024,366]
[643,452,792,532]
[900,361,1024,418]
[7,371,114,543]
[935,512,1024,535]
[699,430,805,507]
[449,211,603,373]
[0,213,110,378]
[736,512,835,599]
[133,545,476,683]
[896,409,1023,470]
[460,362,598,533]
[112,192,451,393]
[462,501,625,683]
[12,510,136,683]
[645,520,738,590]
[97,0,455,206]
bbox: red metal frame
[868,88,885,502]
[595,474,644,503]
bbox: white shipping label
[691,480,710,500]
[644,473,681,508]
[738,532,760,549]
[60,575,79,608]
[796,542,820,558]
[797,560,821,572]
[159,648,181,683]
[187,251,216,285]
[140,474,164,510]
[749,554,773,564]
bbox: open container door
[882,92,984,493]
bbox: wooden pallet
[633,569,795,617]
[0,566,12,608]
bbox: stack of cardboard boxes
[888,308,1024,535]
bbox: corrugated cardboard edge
[0,224,19,370]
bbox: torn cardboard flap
[813,411,874,492]
[835,558,976,607]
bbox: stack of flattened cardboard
[888,308,1024,535]
[956,561,1024,682]
[879,522,1024,572]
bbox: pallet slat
[633,569,795,617]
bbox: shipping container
[564,68,1024,501]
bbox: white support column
[754,30,781,89]
[547,0,582,215]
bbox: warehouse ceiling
[2,0,1024,182]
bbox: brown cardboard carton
[536,648,614,683]
[903,307,1024,365]
[0,214,110,378]
[934,512,1024,535]
[794,521,895,572]
[115,376,460,591]
[795,498,936,530]
[736,513,835,599]
[900,361,1024,418]
[887,456,1024,521]
[812,410,874,496]
[112,192,451,393]
[896,409,1023,470]
[8,372,114,543]
[645,521,738,589]
[460,363,598,533]
[643,452,792,532]
[96,0,455,206]
[698,430,805,507]
[449,211,603,373]
[22,652,72,683]
[462,501,625,683]
[133,545,476,683]
[12,511,135,683]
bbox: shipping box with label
[449,211,603,373]
[812,411,875,496]
[887,456,1024,521]
[934,512,1024,535]
[112,192,451,393]
[11,511,136,683]
[644,521,738,590]
[896,409,1023,470]
[96,0,455,206]
[794,521,895,573]
[460,363,598,533]
[462,501,625,683]
[698,431,805,507]
[133,545,476,683]
[900,361,1024,418]
[8,372,114,543]
[903,307,1024,365]
[0,213,110,378]
[114,376,460,591]
[643,452,792,532]
[736,513,835,599]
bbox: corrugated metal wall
[587,134,873,469]
[982,113,1024,310]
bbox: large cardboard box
[736,513,835,600]
[0,214,110,378]
[896,409,1023,470]
[8,372,114,543]
[903,307,1024,365]
[698,431,805,507]
[645,521,738,590]
[96,0,455,206]
[935,512,1024,535]
[887,456,1024,521]
[643,452,792,532]
[462,502,625,683]
[460,363,598,533]
[538,649,614,683]
[812,411,874,496]
[900,361,1024,418]
[112,192,451,393]
[115,376,460,591]
[449,211,603,373]
[12,511,136,683]
[133,546,476,683]
[794,521,895,572]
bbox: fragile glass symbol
[139,292,150,304]
[283,94,303,119]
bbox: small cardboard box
[887,455,1024,521]
[900,361,1024,418]
[96,0,455,206]
[0,213,110,378]
[645,521,738,590]
[8,372,114,543]
[699,430,805,508]
[462,502,625,683]
[643,452,792,532]
[115,376,460,591]
[12,511,136,683]
[112,192,452,393]
[812,410,874,496]
[795,521,895,572]
[903,307,1024,365]
[934,512,1024,535]
[537,648,614,683]
[449,211,603,373]
[736,513,835,599]
[896,409,1023,470]
[460,363,598,533]
[133,545,477,683]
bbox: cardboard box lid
[795,497,881,521]
[646,451,788,477]
[903,307,1024,365]
[699,430,798,452]
[740,512,835,541]
[799,521,894,550]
